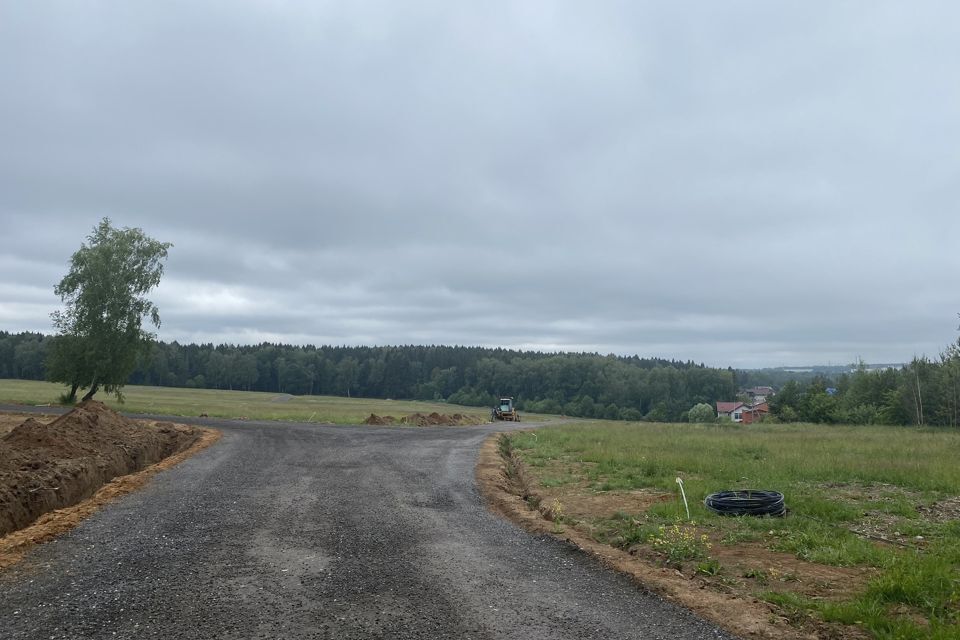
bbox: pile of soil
[0,401,201,537]
[363,412,485,426]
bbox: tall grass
[508,421,960,638]
[510,421,960,496]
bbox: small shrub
[649,522,712,565]
[593,514,659,549]
[548,499,567,533]
[742,567,770,585]
[696,558,723,576]
[546,498,564,522]
[688,403,716,424]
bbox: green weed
[742,567,770,585]
[696,558,723,576]
[649,521,712,565]
[720,528,761,545]
[592,513,659,549]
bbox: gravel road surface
[0,416,736,639]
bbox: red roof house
[716,402,745,421]
[717,401,769,424]
[740,402,770,425]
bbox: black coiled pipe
[704,490,786,517]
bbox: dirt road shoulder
[475,432,824,640]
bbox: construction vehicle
[492,397,520,422]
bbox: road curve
[0,416,736,639]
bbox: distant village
[716,386,774,423]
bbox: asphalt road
[0,416,736,640]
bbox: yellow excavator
[492,397,520,422]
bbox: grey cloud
[1,2,958,367]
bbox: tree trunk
[67,382,79,403]
[915,368,924,426]
[82,383,99,402]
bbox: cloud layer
[2,2,958,367]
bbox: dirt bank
[476,433,857,640]
[0,401,212,538]
[363,412,486,426]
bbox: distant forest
[5,330,957,426]
[1,331,735,421]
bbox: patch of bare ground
[916,495,960,523]
[814,481,922,503]
[812,481,959,547]
[702,543,871,599]
[476,434,871,640]
[0,402,220,569]
[364,412,486,426]
[527,460,673,519]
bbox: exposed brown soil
[0,402,217,541]
[476,434,870,640]
[0,423,220,570]
[530,469,873,603]
[917,495,960,523]
[0,413,35,437]
[535,481,675,520]
[701,543,871,600]
[814,481,952,548]
[364,412,485,426]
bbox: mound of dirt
[0,401,201,537]
[363,412,484,426]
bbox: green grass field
[0,379,507,424]
[506,421,960,639]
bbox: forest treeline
[5,330,958,426]
[0,331,734,421]
[767,342,960,427]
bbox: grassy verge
[504,421,960,639]
[0,379,536,424]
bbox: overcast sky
[1,2,958,368]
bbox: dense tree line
[769,343,960,427]
[0,331,735,421]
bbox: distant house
[742,386,775,403]
[717,401,745,421]
[717,400,769,424]
[740,402,770,425]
